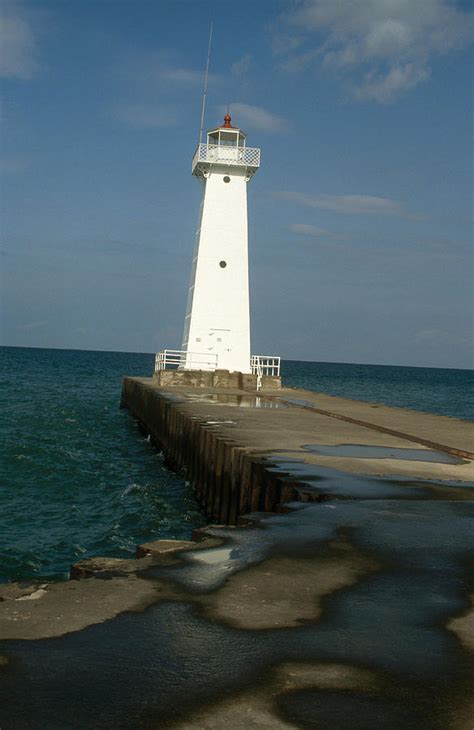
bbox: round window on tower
[223,176,231,183]
[219,260,227,268]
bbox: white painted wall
[182,165,251,373]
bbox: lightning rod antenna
[199,21,213,144]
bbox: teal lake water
[1,346,472,582]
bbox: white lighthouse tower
[155,113,280,387]
[181,114,259,373]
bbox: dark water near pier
[0,346,472,582]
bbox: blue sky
[1,0,472,368]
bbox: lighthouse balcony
[192,143,260,178]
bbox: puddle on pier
[159,391,187,402]
[302,443,466,465]
[182,393,287,409]
[265,457,474,500]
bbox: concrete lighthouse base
[153,368,281,391]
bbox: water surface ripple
[0,347,205,582]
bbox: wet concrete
[266,458,474,500]
[0,381,473,728]
[1,495,473,728]
[180,392,288,408]
[302,443,465,464]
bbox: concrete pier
[120,377,474,524]
[1,377,473,729]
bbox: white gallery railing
[155,350,280,378]
[192,143,260,174]
[155,350,218,371]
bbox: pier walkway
[121,378,474,522]
[1,378,472,729]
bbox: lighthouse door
[208,328,231,370]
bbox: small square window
[196,337,201,342]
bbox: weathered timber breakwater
[1,375,473,729]
[121,378,310,524]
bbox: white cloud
[271,31,305,56]
[231,53,252,76]
[275,0,474,101]
[158,67,204,85]
[0,3,39,79]
[223,103,288,133]
[289,223,328,236]
[114,103,179,129]
[112,51,216,130]
[0,156,29,173]
[353,62,431,103]
[19,319,48,330]
[118,50,217,89]
[415,328,471,347]
[276,191,404,216]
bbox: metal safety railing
[192,143,260,174]
[251,355,280,391]
[155,349,219,372]
[251,356,281,377]
[155,350,281,382]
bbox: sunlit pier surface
[121,377,473,513]
[1,377,473,730]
